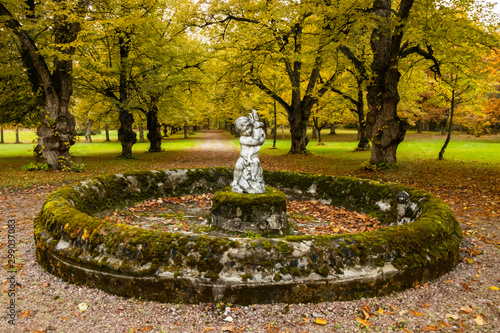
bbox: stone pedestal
[210,187,288,233]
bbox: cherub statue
[231,110,266,194]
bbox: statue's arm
[240,135,263,146]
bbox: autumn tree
[200,0,366,153]
[359,0,498,165]
[0,0,90,169]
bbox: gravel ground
[1,131,499,333]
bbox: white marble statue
[231,110,266,194]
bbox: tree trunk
[416,119,423,133]
[311,125,317,139]
[329,123,336,135]
[15,126,20,143]
[139,126,144,141]
[105,124,110,141]
[116,31,136,158]
[84,119,93,143]
[118,110,136,158]
[365,0,411,165]
[272,100,277,148]
[146,96,162,152]
[183,124,188,138]
[439,90,455,160]
[0,127,3,143]
[0,1,88,170]
[356,109,370,151]
[281,124,285,140]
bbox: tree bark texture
[0,1,89,169]
[84,119,93,143]
[365,0,413,165]
[329,123,336,135]
[139,126,144,141]
[105,125,110,141]
[146,96,162,152]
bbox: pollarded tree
[0,0,90,169]
[361,0,497,165]
[200,0,367,153]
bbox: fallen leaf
[377,308,384,315]
[222,324,236,332]
[423,325,441,331]
[439,319,452,327]
[315,318,327,325]
[74,310,79,317]
[138,326,153,332]
[410,310,425,316]
[78,303,88,312]
[401,328,412,333]
[201,328,215,332]
[445,313,459,320]
[267,324,279,333]
[390,305,397,311]
[20,310,30,318]
[355,317,371,327]
[473,314,486,326]
[462,283,470,291]
[459,305,473,314]
[490,286,499,290]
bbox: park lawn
[0,132,199,188]
[0,129,498,188]
[260,129,500,165]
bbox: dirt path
[154,130,239,169]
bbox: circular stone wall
[34,168,462,304]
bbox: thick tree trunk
[118,110,136,158]
[0,1,89,169]
[116,31,136,158]
[289,116,309,153]
[138,126,144,141]
[105,124,110,141]
[311,125,317,139]
[366,0,411,165]
[356,111,370,151]
[84,119,93,143]
[146,101,162,152]
[35,99,76,168]
[416,119,423,133]
[329,123,336,135]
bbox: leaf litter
[100,195,385,236]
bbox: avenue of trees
[1,0,499,169]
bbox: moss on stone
[34,167,462,304]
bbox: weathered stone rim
[34,168,462,304]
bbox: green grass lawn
[0,128,498,188]
[259,129,500,165]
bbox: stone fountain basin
[34,168,462,304]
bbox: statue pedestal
[210,187,288,233]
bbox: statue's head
[235,116,252,135]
